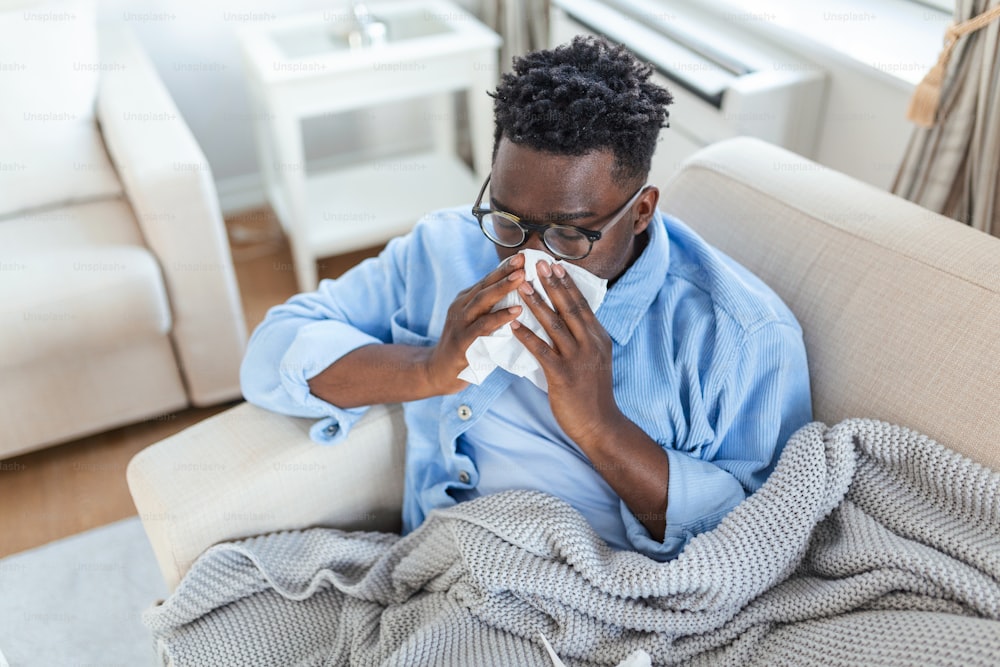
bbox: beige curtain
[892,0,1000,236]
[481,0,550,72]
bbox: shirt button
[457,405,473,420]
[458,470,471,483]
[324,424,339,436]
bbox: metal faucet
[348,2,387,48]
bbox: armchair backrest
[661,137,1000,473]
[0,0,120,218]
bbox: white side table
[238,1,501,290]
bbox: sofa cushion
[0,0,123,218]
[0,245,172,368]
[0,198,144,250]
[0,0,97,119]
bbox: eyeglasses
[471,174,648,261]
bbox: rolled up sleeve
[620,449,747,561]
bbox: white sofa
[0,2,246,457]
[128,136,1000,592]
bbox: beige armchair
[128,137,1000,592]
[0,4,246,457]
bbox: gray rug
[0,517,167,667]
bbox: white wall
[807,56,914,190]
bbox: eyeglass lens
[481,214,591,260]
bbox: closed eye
[490,198,596,224]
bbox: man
[241,36,812,561]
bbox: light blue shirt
[240,207,812,561]
[448,376,636,552]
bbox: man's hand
[512,259,670,542]
[424,252,526,394]
[510,259,626,448]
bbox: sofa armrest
[127,402,407,591]
[96,24,246,406]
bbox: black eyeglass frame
[471,173,649,260]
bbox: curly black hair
[490,35,673,188]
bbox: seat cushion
[0,245,172,368]
[0,0,123,218]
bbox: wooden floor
[0,207,382,558]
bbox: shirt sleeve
[620,321,813,561]
[239,235,410,444]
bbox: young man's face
[486,137,659,281]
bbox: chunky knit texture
[143,419,1000,666]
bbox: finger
[517,280,575,351]
[464,267,525,319]
[478,252,525,289]
[536,261,596,340]
[468,305,522,339]
[459,253,525,307]
[510,319,557,367]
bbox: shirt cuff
[279,320,383,445]
[620,448,747,561]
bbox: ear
[632,186,660,236]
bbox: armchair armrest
[96,24,246,405]
[127,402,407,591]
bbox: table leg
[429,92,457,160]
[272,112,317,292]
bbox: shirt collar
[596,210,670,346]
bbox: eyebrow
[490,196,598,223]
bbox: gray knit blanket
[143,419,1000,666]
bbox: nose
[521,230,548,253]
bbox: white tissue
[458,249,608,392]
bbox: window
[913,0,955,14]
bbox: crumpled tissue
[457,248,608,392]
